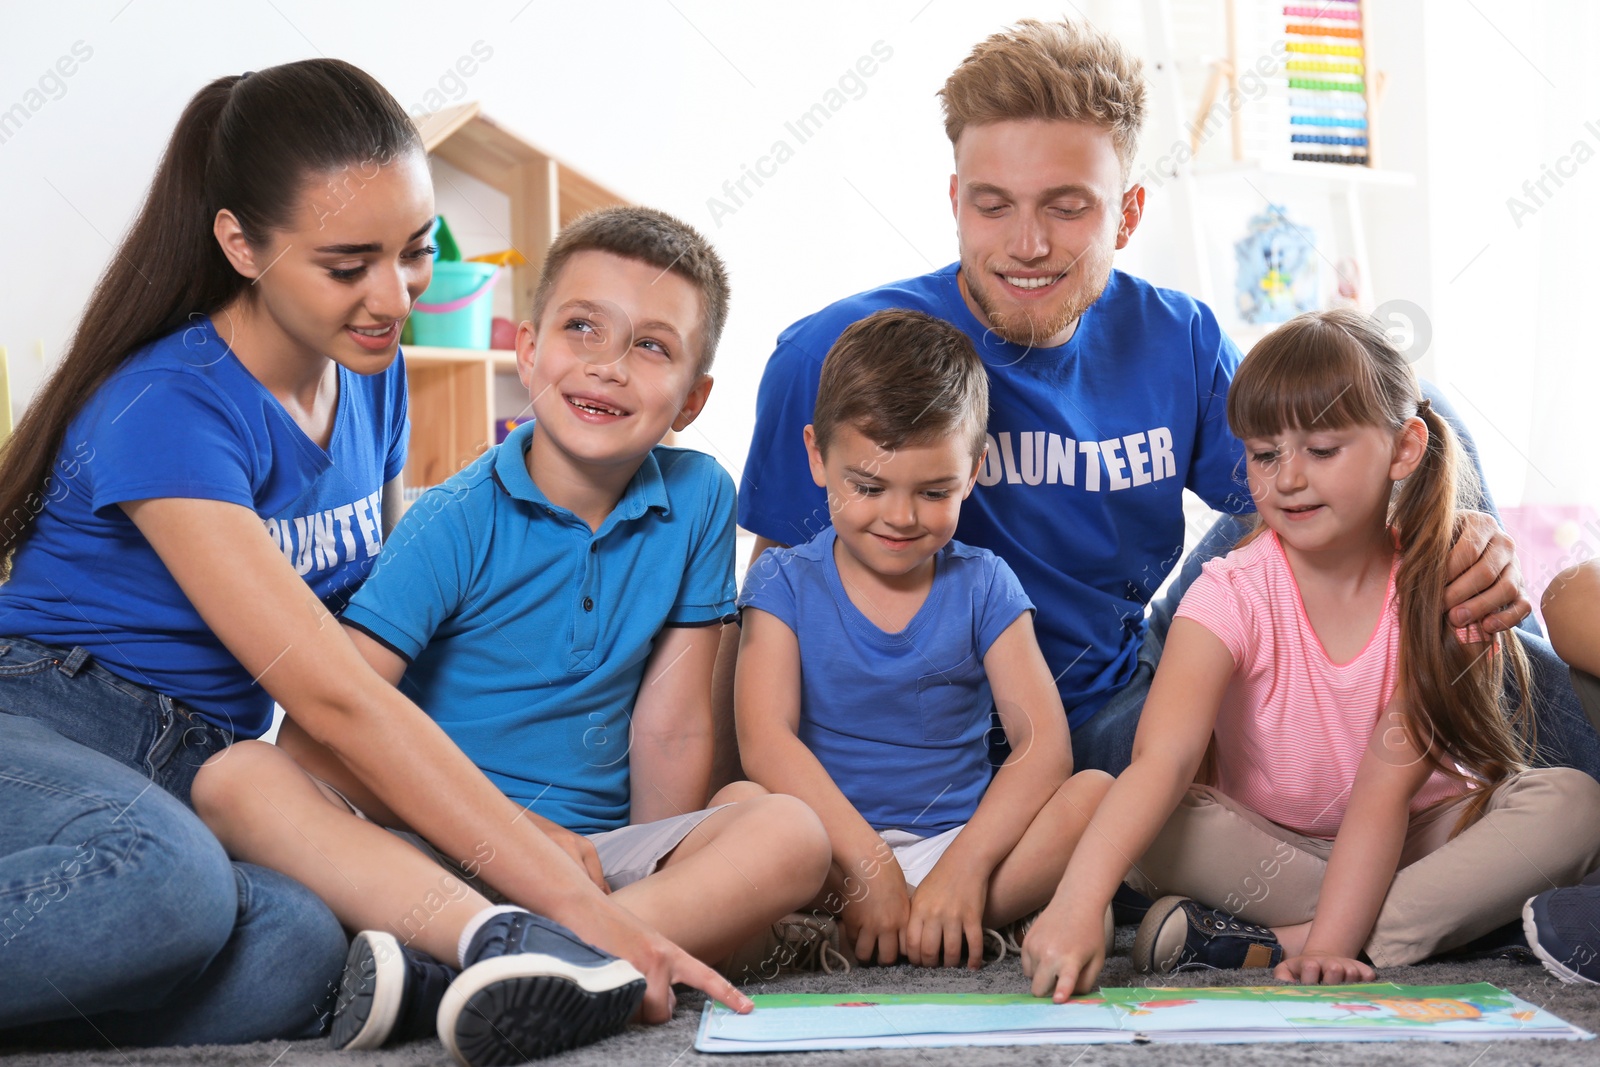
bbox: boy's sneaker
[991,904,1116,962]
[330,930,456,1050]
[1133,896,1284,974]
[1524,885,1600,985]
[438,910,647,1066]
[720,912,852,981]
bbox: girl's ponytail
[0,61,419,566]
[1392,402,1533,830]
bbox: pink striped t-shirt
[1173,530,1466,838]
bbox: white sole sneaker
[437,952,646,1067]
[330,931,406,1050]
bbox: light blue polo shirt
[342,421,737,833]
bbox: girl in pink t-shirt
[1018,308,1600,999]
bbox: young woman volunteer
[0,58,739,1049]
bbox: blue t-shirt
[341,422,738,835]
[0,317,408,736]
[739,265,1251,728]
[737,528,1032,835]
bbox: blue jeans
[1072,384,1600,780]
[0,637,346,1046]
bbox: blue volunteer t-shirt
[737,528,1032,835]
[739,265,1252,729]
[0,317,408,737]
[341,422,738,835]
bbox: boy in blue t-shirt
[191,208,830,1060]
[736,309,1114,969]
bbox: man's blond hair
[939,19,1147,172]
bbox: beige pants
[1125,768,1600,966]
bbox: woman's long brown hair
[1227,309,1533,829]
[0,59,420,569]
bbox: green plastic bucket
[408,260,500,349]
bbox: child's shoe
[1523,885,1600,985]
[721,912,852,981]
[437,910,647,1066]
[1133,896,1284,974]
[330,930,457,1050]
[1432,918,1536,965]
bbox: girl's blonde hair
[1228,308,1533,829]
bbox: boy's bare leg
[192,740,487,966]
[983,770,1115,927]
[609,792,831,962]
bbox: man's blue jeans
[0,637,346,1046]
[1071,385,1600,781]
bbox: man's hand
[904,860,989,969]
[1275,951,1376,986]
[839,858,913,966]
[1446,511,1530,634]
[523,812,608,892]
[1020,900,1108,1002]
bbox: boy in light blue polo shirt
[191,208,830,1062]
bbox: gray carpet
[5,927,1597,1067]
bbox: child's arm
[736,607,912,965]
[628,624,721,823]
[1274,691,1437,984]
[1022,618,1235,1000]
[1544,560,1600,677]
[905,612,1070,968]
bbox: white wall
[2,0,1594,514]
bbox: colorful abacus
[1283,1,1375,167]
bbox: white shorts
[586,805,728,890]
[879,823,966,888]
[320,775,725,895]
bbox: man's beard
[962,250,1111,349]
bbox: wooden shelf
[404,105,629,488]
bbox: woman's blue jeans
[0,637,346,1047]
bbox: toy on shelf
[1284,0,1378,166]
[1234,204,1319,324]
[407,216,502,350]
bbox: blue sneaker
[1133,896,1284,974]
[1524,885,1600,985]
[438,910,647,1066]
[331,930,457,1050]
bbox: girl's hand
[1274,952,1375,985]
[839,858,913,965]
[904,862,988,968]
[1020,901,1108,1001]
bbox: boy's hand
[523,812,608,892]
[904,862,988,968]
[1020,901,1108,1001]
[839,858,913,965]
[1275,952,1376,985]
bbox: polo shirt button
[582,596,594,612]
